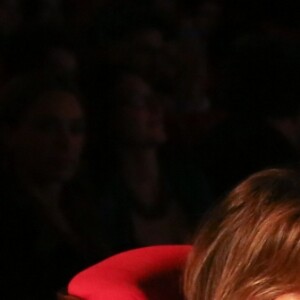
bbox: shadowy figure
[0,71,109,300]
[81,64,213,253]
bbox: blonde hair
[184,168,300,300]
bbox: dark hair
[0,71,81,127]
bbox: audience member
[184,168,300,300]
[0,71,109,299]
[81,64,213,253]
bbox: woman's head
[113,72,166,147]
[184,168,300,300]
[0,72,85,183]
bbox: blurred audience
[0,0,298,297]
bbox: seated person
[81,64,213,252]
[0,71,109,300]
[184,168,300,300]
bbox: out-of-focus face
[8,90,85,183]
[115,74,166,147]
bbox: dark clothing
[0,171,109,300]
[92,149,213,253]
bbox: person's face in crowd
[115,74,166,147]
[8,90,85,183]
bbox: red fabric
[68,245,192,300]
